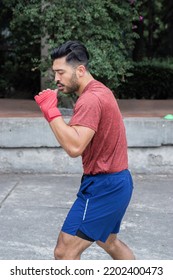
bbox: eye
[58,71,65,75]
[52,69,65,75]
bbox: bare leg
[96,234,135,260]
[54,231,93,260]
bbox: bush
[0,0,41,98]
[116,59,173,99]
[0,0,140,99]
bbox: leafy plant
[0,0,140,99]
[116,59,173,99]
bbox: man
[34,40,135,260]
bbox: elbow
[68,153,79,158]
[66,146,83,158]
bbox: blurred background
[0,0,173,105]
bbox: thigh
[56,231,93,257]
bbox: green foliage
[2,0,172,101]
[132,0,173,60]
[40,0,139,90]
[116,59,173,99]
[0,0,139,98]
[0,0,41,98]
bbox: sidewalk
[0,173,173,260]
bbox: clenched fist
[34,89,62,122]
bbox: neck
[77,73,94,96]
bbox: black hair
[51,40,89,69]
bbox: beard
[59,72,80,94]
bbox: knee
[54,244,80,260]
[96,236,120,253]
[54,245,64,260]
[54,233,68,260]
[107,237,124,252]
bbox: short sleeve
[69,94,101,132]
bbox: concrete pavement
[0,172,172,260]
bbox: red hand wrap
[34,89,62,122]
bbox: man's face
[52,57,80,94]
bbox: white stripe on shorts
[83,198,89,220]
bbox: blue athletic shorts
[61,169,133,243]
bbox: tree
[0,0,41,98]
[117,0,173,100]
[0,0,139,98]
[132,0,173,60]
[41,0,140,90]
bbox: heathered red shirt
[69,80,128,175]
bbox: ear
[76,65,86,77]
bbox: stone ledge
[0,117,173,148]
[0,146,173,174]
[124,118,173,147]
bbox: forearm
[34,89,95,157]
[49,117,82,157]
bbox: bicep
[72,125,95,154]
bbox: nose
[54,72,60,83]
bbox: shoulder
[86,80,111,95]
[78,80,112,104]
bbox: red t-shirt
[69,80,128,174]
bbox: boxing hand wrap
[34,89,62,122]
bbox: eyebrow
[52,68,65,72]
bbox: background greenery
[0,0,173,102]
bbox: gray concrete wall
[0,117,173,174]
